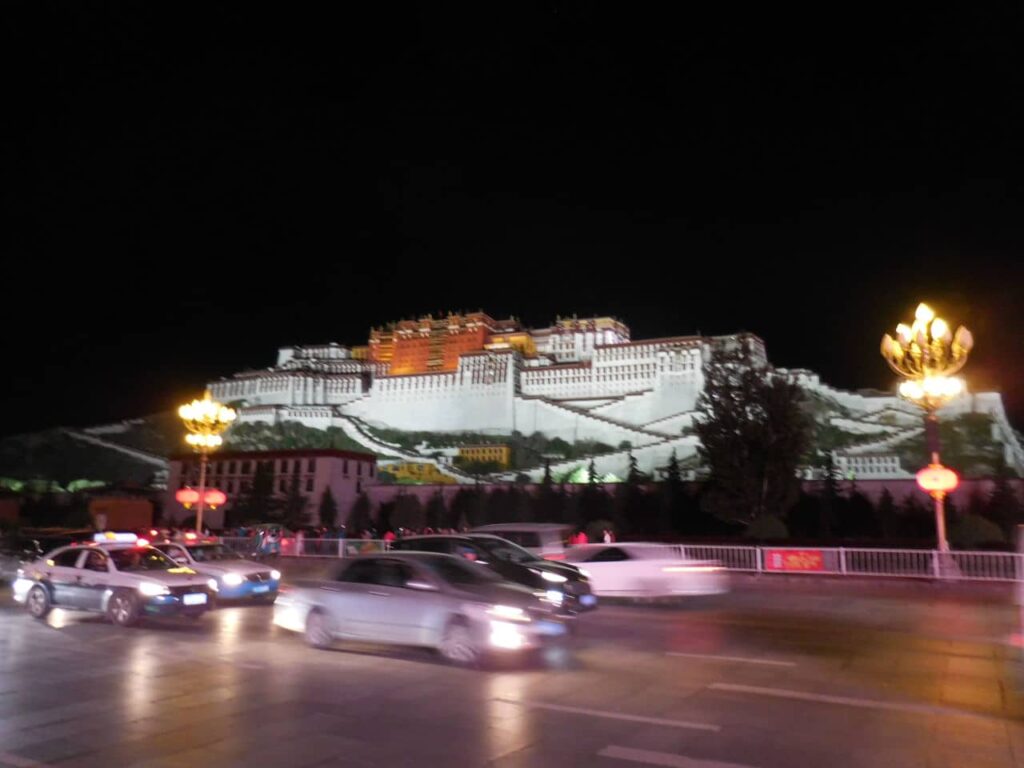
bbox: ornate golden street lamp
[881,302,973,554]
[178,392,236,534]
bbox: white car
[471,523,573,560]
[13,533,218,626]
[563,543,728,598]
[153,538,281,603]
[274,552,570,665]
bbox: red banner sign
[764,549,825,572]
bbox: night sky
[5,4,1024,436]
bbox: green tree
[236,461,278,523]
[317,487,338,529]
[347,493,373,534]
[899,493,932,540]
[536,478,563,523]
[627,452,643,484]
[987,463,1022,537]
[376,500,395,533]
[876,489,897,539]
[392,494,425,531]
[282,472,308,530]
[664,451,682,485]
[425,491,446,530]
[819,452,841,538]
[695,342,811,524]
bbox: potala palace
[207,313,1024,483]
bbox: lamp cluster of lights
[175,487,227,509]
[880,303,972,411]
[178,392,236,451]
[185,433,224,449]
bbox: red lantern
[175,487,200,508]
[203,489,227,508]
[916,463,959,497]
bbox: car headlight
[487,604,531,622]
[222,573,244,586]
[489,620,526,649]
[545,589,564,606]
[138,581,170,597]
[207,579,219,592]
[540,570,567,584]
[270,569,281,581]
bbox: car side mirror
[406,580,437,591]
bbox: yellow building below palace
[386,462,457,484]
[458,444,511,468]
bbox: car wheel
[256,593,277,605]
[304,609,333,649]
[108,591,140,627]
[27,585,51,619]
[439,618,481,666]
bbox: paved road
[2,577,1023,768]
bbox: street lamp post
[178,392,236,534]
[881,302,973,556]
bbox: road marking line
[493,698,719,732]
[667,652,795,667]
[0,752,57,768]
[708,683,999,721]
[599,745,755,768]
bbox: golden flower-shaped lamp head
[881,303,972,411]
[178,392,236,452]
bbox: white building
[206,315,1022,482]
[165,449,377,529]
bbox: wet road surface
[1,576,1023,767]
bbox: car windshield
[427,557,503,586]
[473,538,538,564]
[109,547,178,572]
[186,544,239,562]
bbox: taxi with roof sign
[12,532,218,626]
[151,534,281,603]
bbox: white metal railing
[215,536,1024,582]
[680,544,1024,583]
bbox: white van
[471,523,573,560]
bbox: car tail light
[543,553,566,561]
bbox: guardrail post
[931,549,941,579]
[755,546,763,574]
[839,547,847,575]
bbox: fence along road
[220,536,1024,583]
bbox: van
[471,523,573,560]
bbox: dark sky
[4,4,1024,436]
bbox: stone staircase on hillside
[537,397,674,441]
[330,413,478,484]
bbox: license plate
[183,593,207,606]
[252,584,269,594]
[580,594,597,606]
[537,620,567,636]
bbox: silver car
[273,552,570,665]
